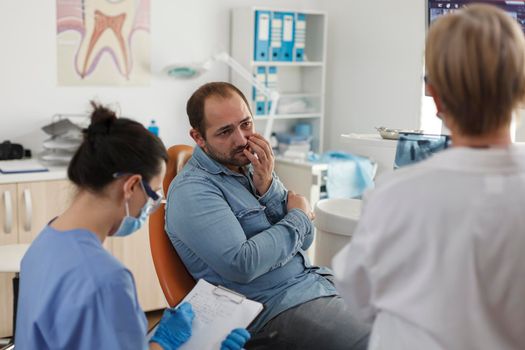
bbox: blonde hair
[426,4,525,136]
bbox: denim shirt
[165,146,337,331]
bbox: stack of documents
[277,97,314,115]
[0,159,48,174]
[276,132,311,160]
[279,144,311,160]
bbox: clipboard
[177,279,263,350]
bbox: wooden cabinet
[16,180,74,243]
[111,224,166,311]
[0,180,75,337]
[0,179,166,337]
[0,184,18,245]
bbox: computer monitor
[393,133,452,169]
[427,0,525,32]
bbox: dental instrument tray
[375,126,423,140]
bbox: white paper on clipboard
[178,279,263,350]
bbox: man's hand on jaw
[243,133,275,196]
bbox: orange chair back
[149,145,196,307]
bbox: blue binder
[280,12,295,61]
[266,66,278,114]
[294,13,306,61]
[270,12,283,61]
[253,66,267,115]
[254,11,271,61]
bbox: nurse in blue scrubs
[15,102,250,350]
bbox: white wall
[322,0,426,150]
[0,0,322,153]
[3,1,522,156]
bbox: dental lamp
[164,52,280,140]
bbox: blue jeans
[246,296,370,350]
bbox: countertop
[0,162,67,184]
[275,156,328,170]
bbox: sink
[314,198,362,236]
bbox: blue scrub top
[15,226,148,350]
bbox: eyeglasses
[139,180,164,215]
[113,172,164,215]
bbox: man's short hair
[426,4,525,136]
[186,82,253,138]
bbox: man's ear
[122,174,141,200]
[190,128,206,148]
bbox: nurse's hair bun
[86,101,117,137]
[69,100,168,192]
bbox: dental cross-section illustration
[57,0,150,85]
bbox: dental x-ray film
[394,133,451,169]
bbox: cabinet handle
[23,188,32,232]
[3,190,13,233]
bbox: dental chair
[149,144,195,307]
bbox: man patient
[165,82,369,350]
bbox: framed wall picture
[56,0,151,86]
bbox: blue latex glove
[220,328,251,350]
[150,302,195,350]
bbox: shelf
[250,7,327,16]
[280,93,322,98]
[251,61,324,67]
[253,113,321,120]
[232,7,327,153]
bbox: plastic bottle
[147,119,159,137]
[270,132,279,153]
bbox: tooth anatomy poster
[56,0,150,86]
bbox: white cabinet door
[275,160,327,205]
[275,159,327,264]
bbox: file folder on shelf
[270,12,283,61]
[254,10,271,61]
[253,66,267,115]
[294,13,306,61]
[266,66,278,114]
[281,12,295,61]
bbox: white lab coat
[333,145,525,350]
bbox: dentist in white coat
[333,4,525,350]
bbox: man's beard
[204,142,251,168]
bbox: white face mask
[110,173,164,237]
[113,201,149,237]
